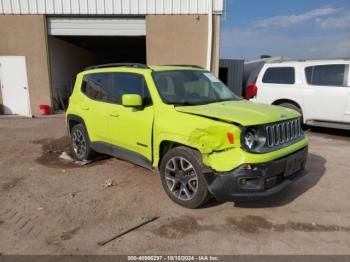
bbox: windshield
[153,70,241,106]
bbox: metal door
[0,56,31,116]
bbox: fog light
[239,179,247,185]
[238,177,262,189]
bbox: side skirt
[306,120,350,130]
[91,141,153,170]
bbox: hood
[175,100,300,126]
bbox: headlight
[242,127,267,152]
[244,128,258,150]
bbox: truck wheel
[70,124,97,161]
[159,146,211,209]
[279,102,301,114]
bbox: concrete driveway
[0,116,349,255]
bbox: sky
[220,0,350,60]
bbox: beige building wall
[146,14,221,75]
[146,15,209,69]
[0,77,3,114]
[0,15,51,115]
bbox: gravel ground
[0,116,349,255]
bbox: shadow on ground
[32,136,109,169]
[306,126,350,140]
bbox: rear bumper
[203,147,308,201]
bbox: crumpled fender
[187,126,239,154]
[202,137,309,172]
[153,124,241,170]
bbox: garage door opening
[48,35,146,111]
[47,17,146,111]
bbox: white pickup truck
[246,59,350,130]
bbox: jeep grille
[266,118,302,148]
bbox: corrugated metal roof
[0,0,223,15]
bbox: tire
[159,146,211,209]
[70,123,97,161]
[278,102,301,114]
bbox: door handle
[23,86,27,90]
[81,106,90,110]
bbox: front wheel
[159,146,211,209]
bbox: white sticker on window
[204,73,220,83]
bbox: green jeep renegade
[66,63,308,208]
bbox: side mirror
[122,94,143,107]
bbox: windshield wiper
[175,100,225,106]
[171,99,236,106]
[215,98,238,103]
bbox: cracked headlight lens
[242,127,268,152]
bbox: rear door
[256,66,302,106]
[80,73,113,141]
[302,64,348,122]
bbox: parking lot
[0,115,350,255]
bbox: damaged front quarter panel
[187,125,242,172]
[202,136,309,173]
[187,125,240,154]
[202,147,243,173]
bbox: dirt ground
[0,115,350,255]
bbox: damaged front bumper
[203,146,308,201]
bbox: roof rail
[163,64,205,69]
[85,63,150,70]
[268,58,350,64]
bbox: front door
[0,56,31,116]
[108,72,154,162]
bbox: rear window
[305,64,347,86]
[262,67,295,84]
[81,73,112,102]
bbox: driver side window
[112,73,152,106]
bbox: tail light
[245,78,258,100]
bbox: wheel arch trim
[66,114,94,142]
[155,137,201,169]
[272,98,305,121]
[66,114,88,134]
[272,99,302,109]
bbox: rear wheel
[70,124,97,161]
[278,102,301,114]
[159,146,211,209]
